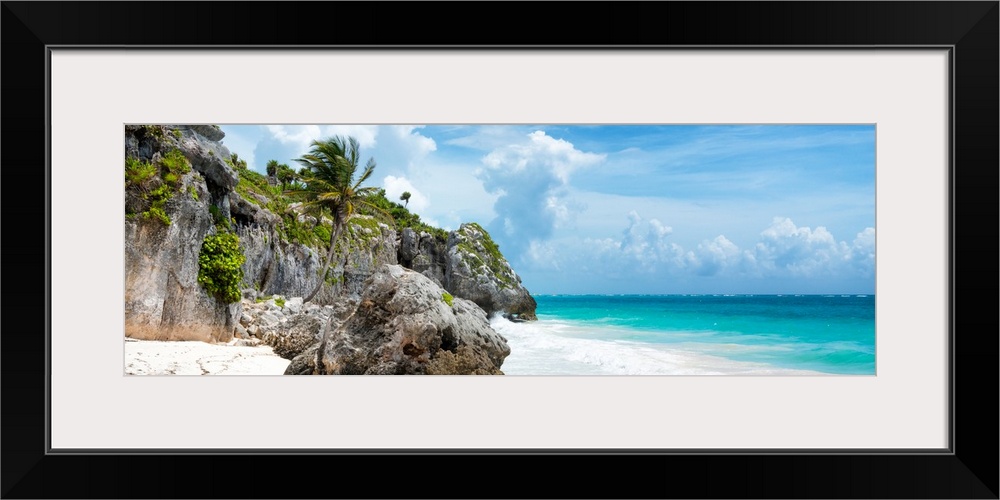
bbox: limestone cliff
[124,125,240,342]
[124,125,535,345]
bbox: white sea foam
[492,316,824,376]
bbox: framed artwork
[6,2,997,498]
[122,122,877,377]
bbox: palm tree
[276,163,297,190]
[290,136,391,303]
[400,191,411,207]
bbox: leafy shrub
[197,232,246,304]
[442,292,454,308]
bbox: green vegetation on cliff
[229,153,331,249]
[124,147,192,226]
[218,139,452,257]
[367,189,448,242]
[125,128,510,287]
[197,232,246,304]
[127,128,515,301]
[456,222,514,288]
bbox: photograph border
[4,2,997,498]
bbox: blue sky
[218,124,875,295]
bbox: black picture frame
[3,2,997,498]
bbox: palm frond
[292,136,387,227]
[304,177,336,193]
[281,188,315,199]
[354,159,377,188]
[317,191,347,203]
[347,137,360,170]
[291,199,329,218]
[355,186,383,197]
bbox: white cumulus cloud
[265,125,379,150]
[373,126,438,173]
[549,214,876,285]
[845,227,876,278]
[382,175,430,213]
[688,235,743,276]
[618,211,676,270]
[478,131,606,259]
[752,217,850,277]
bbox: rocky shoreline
[124,125,535,374]
[127,265,513,375]
[244,265,512,374]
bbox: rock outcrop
[285,265,510,375]
[398,224,537,320]
[175,126,240,191]
[336,217,399,296]
[125,126,401,342]
[235,216,397,307]
[241,295,358,360]
[445,223,537,321]
[398,228,448,285]
[124,125,240,343]
[124,125,535,349]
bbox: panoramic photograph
[124,124,876,376]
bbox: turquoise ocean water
[493,295,875,376]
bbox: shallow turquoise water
[496,295,875,375]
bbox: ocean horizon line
[531,293,874,298]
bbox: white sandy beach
[124,338,291,375]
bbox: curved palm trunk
[303,219,345,303]
[313,306,357,375]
